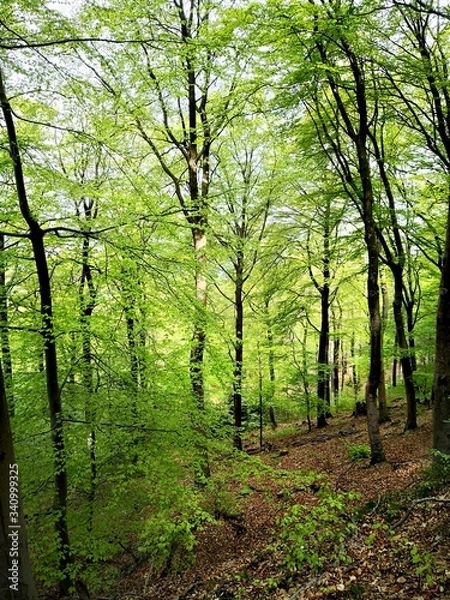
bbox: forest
[0,0,450,598]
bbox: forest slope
[104,404,450,600]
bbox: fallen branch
[392,496,450,529]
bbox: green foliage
[346,442,371,461]
[276,487,360,572]
[419,450,450,495]
[139,491,216,573]
[410,544,435,586]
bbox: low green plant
[346,442,371,461]
[423,450,450,488]
[139,490,216,573]
[276,486,360,572]
[410,543,435,587]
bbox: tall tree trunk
[265,298,276,400]
[0,233,14,416]
[314,32,385,462]
[24,160,73,600]
[392,334,398,387]
[378,277,389,422]
[392,268,417,430]
[0,360,38,599]
[355,120,385,462]
[317,284,330,428]
[78,200,97,533]
[350,333,359,401]
[405,301,417,372]
[233,251,244,450]
[0,66,73,594]
[432,198,450,456]
[333,334,340,406]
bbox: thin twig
[392,496,450,529]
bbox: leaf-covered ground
[107,404,450,600]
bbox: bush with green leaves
[346,442,371,462]
[276,486,360,572]
[139,505,215,573]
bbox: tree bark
[232,250,244,450]
[0,361,38,600]
[78,198,97,533]
[432,198,450,455]
[317,283,330,428]
[392,268,417,430]
[378,277,389,423]
[0,66,73,594]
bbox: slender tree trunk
[350,333,359,401]
[340,340,347,393]
[432,198,450,456]
[0,360,38,599]
[257,342,263,449]
[317,284,330,428]
[0,233,14,416]
[302,327,312,432]
[392,269,417,430]
[405,302,417,372]
[316,199,331,427]
[0,66,73,594]
[233,252,244,450]
[356,132,385,463]
[333,335,340,406]
[265,301,276,399]
[392,334,398,387]
[78,202,97,533]
[378,277,389,422]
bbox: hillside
[104,404,450,600]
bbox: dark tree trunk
[0,66,73,594]
[233,254,244,450]
[405,302,417,372]
[312,30,385,461]
[333,336,340,405]
[0,361,38,599]
[317,283,330,428]
[392,269,417,430]
[433,199,450,456]
[340,340,347,393]
[360,172,385,464]
[350,333,359,400]
[79,199,97,533]
[392,334,398,387]
[378,278,389,423]
[257,342,264,449]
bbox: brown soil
[107,405,450,600]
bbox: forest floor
[107,402,450,600]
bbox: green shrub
[346,443,371,461]
[139,496,215,573]
[276,486,360,572]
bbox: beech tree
[0,66,73,594]
[212,131,277,449]
[386,0,450,454]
